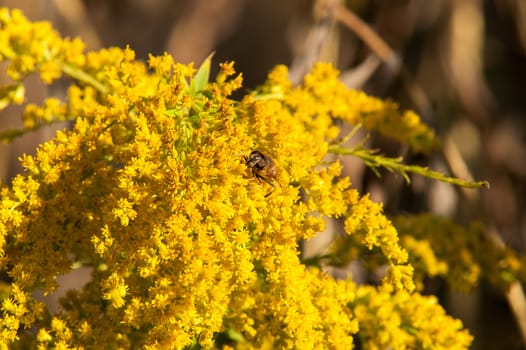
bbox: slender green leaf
[190,52,214,95]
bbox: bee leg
[252,173,275,197]
[255,173,275,188]
[263,178,276,188]
[263,179,275,197]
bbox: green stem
[61,63,109,94]
[329,145,490,189]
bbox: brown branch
[332,3,399,70]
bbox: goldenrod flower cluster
[0,7,483,349]
[352,285,473,350]
[394,214,526,293]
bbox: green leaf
[226,328,245,342]
[164,108,178,117]
[190,52,214,95]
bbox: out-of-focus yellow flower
[352,285,473,350]
[394,214,526,293]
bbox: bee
[244,150,278,196]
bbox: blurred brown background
[1,0,525,349]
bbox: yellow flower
[102,273,128,308]
[300,63,440,153]
[394,214,526,293]
[352,285,472,349]
[0,8,477,349]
